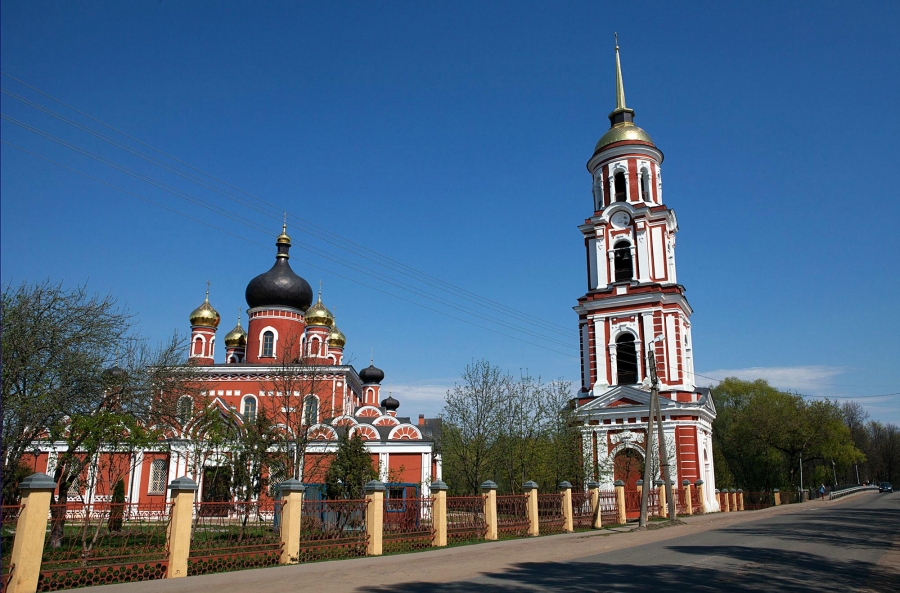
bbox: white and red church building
[32,226,441,507]
[573,43,719,512]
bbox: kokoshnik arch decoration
[573,39,719,512]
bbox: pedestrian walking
[819,484,826,499]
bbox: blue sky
[2,1,898,423]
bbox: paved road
[90,491,899,593]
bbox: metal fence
[599,491,619,524]
[383,496,434,554]
[537,493,565,535]
[571,491,594,530]
[37,503,171,592]
[496,495,529,539]
[2,505,24,593]
[187,501,282,577]
[298,498,369,562]
[446,496,487,544]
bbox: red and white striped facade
[574,43,718,510]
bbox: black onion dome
[245,227,313,311]
[359,363,385,384]
[381,394,399,412]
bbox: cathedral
[33,225,441,507]
[573,42,719,512]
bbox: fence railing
[537,493,566,535]
[298,498,369,562]
[571,491,594,530]
[383,496,434,554]
[37,503,171,592]
[446,496,486,544]
[829,485,878,501]
[496,494,529,539]
[743,491,775,510]
[2,505,24,592]
[11,477,709,593]
[187,501,282,577]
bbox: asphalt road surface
[90,491,899,593]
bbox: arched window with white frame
[302,395,319,425]
[615,333,639,385]
[242,396,257,423]
[177,395,193,426]
[262,330,275,357]
[614,171,627,202]
[613,240,634,282]
[640,167,651,202]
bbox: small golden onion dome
[189,292,220,328]
[594,122,655,153]
[327,322,346,349]
[224,320,247,348]
[304,292,334,327]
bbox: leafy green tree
[324,432,377,499]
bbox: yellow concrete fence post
[7,473,57,593]
[635,479,643,500]
[165,476,198,579]
[276,479,305,564]
[614,480,627,525]
[523,481,539,537]
[730,489,737,512]
[481,481,498,541]
[682,480,693,516]
[774,488,781,506]
[695,480,707,513]
[586,480,602,529]
[430,480,448,547]
[364,480,385,556]
[737,489,745,511]
[655,480,667,516]
[558,481,573,532]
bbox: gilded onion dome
[304,290,334,328]
[592,36,657,157]
[224,316,247,347]
[327,320,346,349]
[189,288,220,328]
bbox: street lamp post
[31,445,41,472]
[832,460,837,488]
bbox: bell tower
[576,39,696,401]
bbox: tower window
[615,333,638,385]
[243,397,257,423]
[614,241,634,282]
[614,172,627,202]
[262,331,275,357]
[640,169,650,201]
[193,337,203,355]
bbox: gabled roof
[575,384,716,420]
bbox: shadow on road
[362,545,897,592]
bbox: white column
[596,235,608,288]
[581,323,592,391]
[666,315,679,383]
[593,318,609,389]
[636,229,650,282]
[421,452,432,496]
[588,238,598,289]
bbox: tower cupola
[189,284,219,364]
[245,224,313,312]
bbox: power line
[0,72,575,337]
[2,139,580,360]
[1,114,579,350]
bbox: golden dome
[328,322,346,349]
[189,289,220,328]
[594,122,654,153]
[224,317,247,347]
[276,221,291,245]
[304,291,334,328]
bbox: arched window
[640,169,651,201]
[193,337,203,355]
[177,396,193,425]
[262,331,275,357]
[614,241,633,282]
[615,333,638,385]
[242,397,257,423]
[303,396,318,425]
[614,172,627,202]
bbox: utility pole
[639,346,677,525]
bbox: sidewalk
[85,492,875,593]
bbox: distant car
[879,482,893,493]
